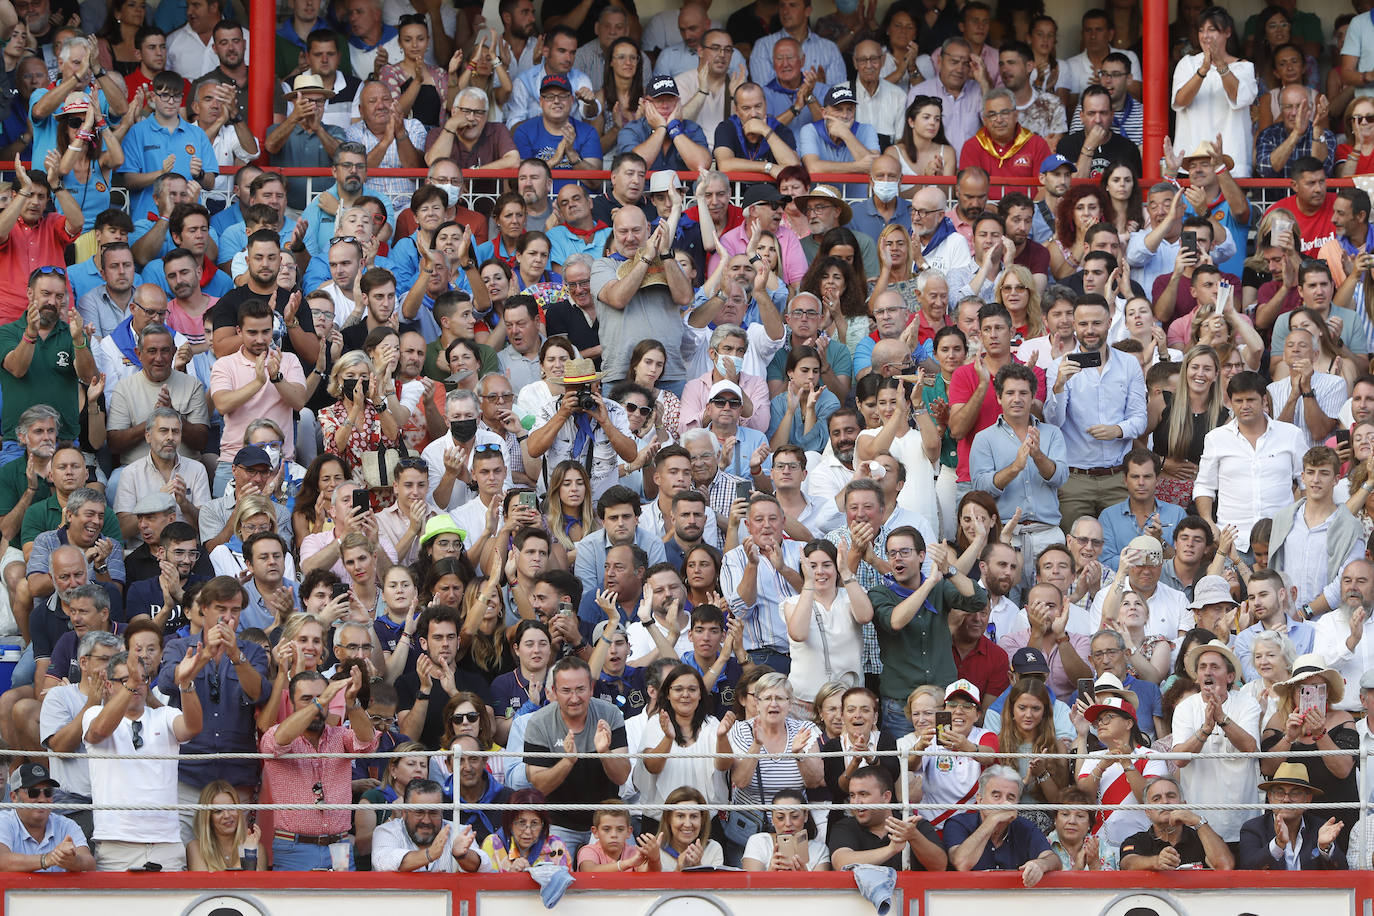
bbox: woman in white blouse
[1170,6,1259,175]
[513,336,573,428]
[633,664,733,834]
[741,788,833,871]
[782,539,874,705]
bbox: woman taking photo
[545,459,596,561]
[378,14,451,127]
[187,781,263,871]
[627,339,682,438]
[655,786,726,871]
[293,454,348,546]
[906,681,998,830]
[1150,344,1228,506]
[741,788,832,871]
[1100,162,1145,238]
[994,265,1043,346]
[635,664,732,835]
[768,348,840,452]
[885,96,957,180]
[355,741,429,869]
[515,335,574,427]
[1185,298,1264,369]
[480,789,573,870]
[997,677,1070,832]
[1049,185,1112,279]
[782,540,873,704]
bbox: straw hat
[791,185,854,226]
[285,72,334,101]
[1091,672,1139,712]
[1179,140,1236,171]
[562,357,601,385]
[1183,639,1243,681]
[1275,653,1345,706]
[1258,762,1323,796]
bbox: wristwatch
[270,371,284,384]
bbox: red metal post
[248,0,276,164]
[1141,0,1168,183]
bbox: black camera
[573,384,597,413]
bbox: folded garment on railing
[846,864,896,915]
[529,862,575,908]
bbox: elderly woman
[1240,628,1296,723]
[319,351,402,484]
[725,673,823,858]
[1077,694,1168,847]
[479,789,572,871]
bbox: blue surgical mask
[873,180,901,202]
[715,354,744,376]
[835,0,859,13]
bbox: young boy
[651,605,749,717]
[575,802,662,872]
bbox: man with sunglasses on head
[84,643,208,870]
[156,575,267,844]
[0,762,95,872]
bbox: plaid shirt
[1254,123,1337,178]
[702,471,749,522]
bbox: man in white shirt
[111,408,211,546]
[1194,370,1306,552]
[371,778,492,872]
[421,388,508,512]
[804,409,862,515]
[39,630,122,839]
[1170,640,1262,845]
[1090,534,1192,639]
[626,564,692,663]
[82,647,206,870]
[1268,446,1366,610]
[1314,558,1374,711]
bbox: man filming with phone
[1045,295,1147,529]
[1152,217,1239,326]
[527,357,637,501]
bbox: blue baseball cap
[1040,154,1072,173]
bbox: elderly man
[512,74,603,176]
[721,495,804,673]
[615,76,711,173]
[112,408,210,543]
[713,82,800,180]
[265,74,348,211]
[945,765,1060,883]
[39,630,122,839]
[749,0,846,87]
[1171,639,1263,848]
[911,186,976,291]
[93,289,189,396]
[427,87,520,173]
[1256,85,1336,179]
[547,184,610,270]
[1119,776,1234,870]
[1239,764,1348,869]
[29,36,128,166]
[1269,331,1346,448]
[0,762,95,873]
[681,322,772,436]
[421,387,509,511]
[1091,534,1191,639]
[761,38,827,132]
[908,37,983,152]
[27,489,124,601]
[591,208,693,388]
[344,81,427,211]
[798,85,880,199]
[1314,559,1374,711]
[713,182,807,289]
[849,155,914,244]
[959,88,1052,196]
[767,293,854,403]
[1195,371,1307,552]
[372,777,492,872]
[795,185,879,277]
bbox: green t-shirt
[20,495,121,547]
[0,456,51,522]
[922,374,958,470]
[0,318,80,441]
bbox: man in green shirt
[869,525,987,738]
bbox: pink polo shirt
[713,221,808,286]
[0,213,77,323]
[208,347,306,463]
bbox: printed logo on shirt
[184,145,195,155]
[936,755,954,772]
[55,351,70,368]
[96,182,106,192]
[628,688,645,708]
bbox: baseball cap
[14,762,56,790]
[741,183,783,208]
[823,84,856,106]
[1011,647,1051,676]
[1040,154,1073,173]
[647,75,680,98]
[707,379,743,401]
[539,73,572,94]
[233,445,272,468]
[944,678,980,704]
[1125,534,1163,566]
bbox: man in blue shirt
[1232,567,1316,683]
[118,71,217,220]
[1099,448,1188,570]
[798,85,881,199]
[944,765,1060,881]
[748,0,847,87]
[69,209,136,302]
[0,763,95,872]
[511,73,603,186]
[971,363,1069,536]
[142,202,232,298]
[614,76,711,173]
[760,39,828,133]
[130,173,214,268]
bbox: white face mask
[438,182,462,207]
[873,180,901,202]
[263,445,282,470]
[715,354,744,376]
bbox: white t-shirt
[903,725,998,828]
[626,617,692,662]
[658,838,725,871]
[780,588,865,701]
[742,831,832,871]
[856,427,941,527]
[1076,746,1169,847]
[1170,690,1263,842]
[83,704,183,843]
[1088,581,1193,642]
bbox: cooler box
[0,645,22,695]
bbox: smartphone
[775,832,802,860]
[1299,683,1326,716]
[1077,678,1096,706]
[558,600,574,617]
[331,582,351,600]
[1336,428,1352,448]
[1181,230,1198,254]
[735,480,752,502]
[352,488,371,515]
[1068,351,1103,368]
[517,491,538,510]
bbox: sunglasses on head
[473,443,502,454]
[397,456,427,471]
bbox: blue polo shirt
[548,224,611,266]
[118,115,218,218]
[130,217,222,260]
[0,808,87,869]
[142,255,232,297]
[512,117,602,191]
[1099,499,1188,571]
[210,200,242,236]
[798,120,881,199]
[941,811,1052,869]
[849,196,913,244]
[1184,196,1248,279]
[614,117,711,172]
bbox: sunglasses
[131,720,144,750]
[32,265,65,278]
[23,786,54,798]
[709,397,742,408]
[396,456,427,472]
[452,711,482,723]
[624,403,653,416]
[473,443,502,454]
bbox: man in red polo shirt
[0,159,81,323]
[959,88,1052,200]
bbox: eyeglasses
[854,55,884,64]
[913,207,943,219]
[452,711,482,723]
[1356,114,1374,124]
[565,279,591,289]
[481,392,515,403]
[337,162,366,172]
[624,403,652,416]
[134,302,169,319]
[1096,69,1129,78]
[169,548,200,560]
[455,106,486,116]
[23,786,54,798]
[703,43,734,54]
[773,461,802,471]
[1091,648,1122,659]
[131,720,144,750]
[983,108,1015,120]
[888,547,918,558]
[512,817,544,830]
[339,642,369,653]
[1072,535,1105,547]
[709,396,742,408]
[207,665,221,703]
[944,701,977,711]
[152,89,180,101]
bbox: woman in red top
[318,351,401,495]
[1338,96,1374,177]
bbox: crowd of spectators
[0,0,1370,884]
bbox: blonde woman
[208,494,298,582]
[318,351,401,483]
[993,264,1043,346]
[1238,628,1296,724]
[545,460,596,561]
[869,224,920,311]
[188,781,263,871]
